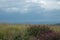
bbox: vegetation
[0,24,60,40]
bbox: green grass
[0,24,60,40]
[0,24,28,40]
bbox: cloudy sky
[0,0,60,24]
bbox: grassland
[0,24,60,40]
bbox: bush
[26,25,60,40]
[39,31,60,40]
[14,33,23,40]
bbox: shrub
[27,25,51,39]
[26,25,60,40]
[14,33,23,40]
[39,31,60,40]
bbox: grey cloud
[0,0,60,13]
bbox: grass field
[0,24,60,40]
[50,25,60,32]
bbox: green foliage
[0,32,3,40]
[27,25,51,36]
[0,24,60,40]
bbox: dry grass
[50,25,60,32]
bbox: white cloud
[31,0,38,3]
[0,0,60,13]
[38,1,60,10]
[57,1,60,4]
[27,0,60,10]
[6,7,19,12]
[25,0,31,3]
[38,1,47,5]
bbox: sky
[0,0,60,24]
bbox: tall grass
[0,24,60,40]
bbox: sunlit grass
[50,25,60,32]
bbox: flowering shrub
[27,25,60,40]
[39,31,60,40]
